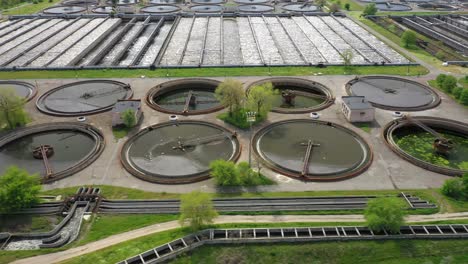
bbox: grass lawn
[353,122,372,133]
[3,0,59,15]
[77,214,179,245]
[112,127,132,139]
[0,65,428,80]
[348,12,468,75]
[171,239,468,264]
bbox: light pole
[246,111,256,167]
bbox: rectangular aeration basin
[0,14,409,70]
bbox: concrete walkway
[10,213,468,264]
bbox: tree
[364,197,405,233]
[210,159,240,186]
[344,3,350,10]
[459,88,468,106]
[0,166,41,213]
[246,82,276,118]
[441,75,457,94]
[121,109,136,128]
[215,79,245,117]
[179,191,218,230]
[340,49,354,70]
[362,3,377,16]
[0,88,29,130]
[401,30,417,48]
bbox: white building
[341,96,374,123]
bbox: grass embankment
[2,0,58,15]
[329,0,363,11]
[0,65,428,80]
[172,240,468,264]
[348,12,468,75]
[0,215,62,233]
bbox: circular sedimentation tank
[0,122,105,183]
[192,0,225,4]
[140,4,181,13]
[234,0,269,3]
[121,121,241,183]
[0,80,37,101]
[282,3,320,12]
[36,80,132,116]
[190,4,223,12]
[375,3,412,11]
[383,116,468,176]
[43,5,86,14]
[148,0,182,3]
[146,78,223,115]
[238,4,274,12]
[417,3,458,11]
[106,0,137,5]
[346,76,440,111]
[62,0,98,6]
[92,6,114,13]
[253,119,373,181]
[247,78,334,113]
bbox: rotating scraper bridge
[0,13,410,70]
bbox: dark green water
[0,130,96,177]
[127,123,237,177]
[393,128,468,170]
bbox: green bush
[210,160,239,186]
[217,108,265,129]
[364,197,405,234]
[441,75,457,94]
[344,3,350,10]
[452,87,463,99]
[436,74,447,87]
[460,88,468,105]
[441,178,464,200]
[362,3,377,16]
[209,160,274,186]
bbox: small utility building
[112,99,142,127]
[341,96,374,123]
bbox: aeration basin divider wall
[119,224,468,264]
[0,13,412,71]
